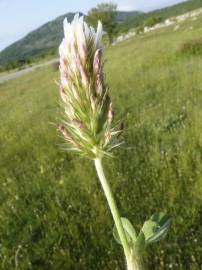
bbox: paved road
[0,58,58,83]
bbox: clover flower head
[58,14,120,159]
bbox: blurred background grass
[0,15,202,270]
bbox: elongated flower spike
[58,14,118,159]
[57,14,172,270]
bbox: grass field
[1,15,202,270]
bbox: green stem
[126,251,145,270]
[94,158,131,259]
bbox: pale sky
[0,0,185,51]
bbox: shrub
[143,16,163,28]
[136,25,144,34]
[180,38,202,56]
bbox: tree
[87,2,117,44]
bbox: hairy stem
[94,158,131,259]
[126,251,145,270]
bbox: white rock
[113,7,202,46]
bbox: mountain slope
[119,0,202,32]
[0,11,142,68]
[1,0,202,68]
[0,13,79,67]
[115,11,143,22]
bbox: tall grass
[0,18,202,269]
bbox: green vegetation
[1,13,202,270]
[119,0,202,33]
[179,37,202,56]
[87,3,118,43]
[1,47,56,72]
[135,16,164,35]
[115,11,143,22]
[143,16,163,27]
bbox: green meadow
[1,16,202,270]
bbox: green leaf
[147,213,172,243]
[113,213,171,254]
[113,217,137,245]
[140,213,172,245]
[134,231,146,253]
[141,220,158,241]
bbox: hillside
[115,11,143,22]
[1,0,202,69]
[0,11,141,68]
[0,13,79,67]
[119,0,202,32]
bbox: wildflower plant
[58,14,171,270]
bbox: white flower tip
[73,13,80,22]
[63,17,68,29]
[95,21,103,48]
[97,21,103,33]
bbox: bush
[136,25,144,34]
[180,38,202,56]
[143,16,163,28]
[135,16,163,35]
